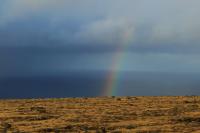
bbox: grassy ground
[0,96,200,132]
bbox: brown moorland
[0,96,200,133]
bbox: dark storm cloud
[1,0,200,77]
[1,0,200,50]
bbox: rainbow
[101,29,133,96]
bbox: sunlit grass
[0,96,200,132]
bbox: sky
[0,0,200,97]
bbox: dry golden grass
[0,96,200,132]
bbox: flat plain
[0,96,200,133]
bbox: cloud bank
[1,0,200,76]
[1,0,200,48]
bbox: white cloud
[0,0,58,25]
[0,0,105,25]
[75,18,135,45]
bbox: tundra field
[1,96,200,133]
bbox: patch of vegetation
[176,117,200,124]
[30,106,46,113]
[136,130,162,133]
[1,122,12,133]
[169,105,185,116]
[126,124,137,129]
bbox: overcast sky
[1,0,200,77]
